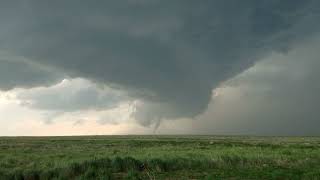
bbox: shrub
[125,170,141,180]
[23,170,40,180]
[147,159,167,172]
[112,157,124,172]
[122,157,143,172]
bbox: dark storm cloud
[0,54,61,90]
[191,36,320,136]
[1,0,320,124]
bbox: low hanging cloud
[15,78,129,112]
[185,36,320,136]
[1,1,320,126]
[10,78,132,125]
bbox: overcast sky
[0,1,320,136]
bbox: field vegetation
[0,135,319,179]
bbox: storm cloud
[0,52,62,90]
[15,78,129,112]
[1,0,320,125]
[187,36,320,136]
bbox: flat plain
[0,135,319,179]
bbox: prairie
[0,135,319,179]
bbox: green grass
[0,135,319,179]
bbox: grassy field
[0,135,319,179]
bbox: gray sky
[0,1,320,136]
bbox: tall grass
[1,155,319,179]
[0,136,319,179]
